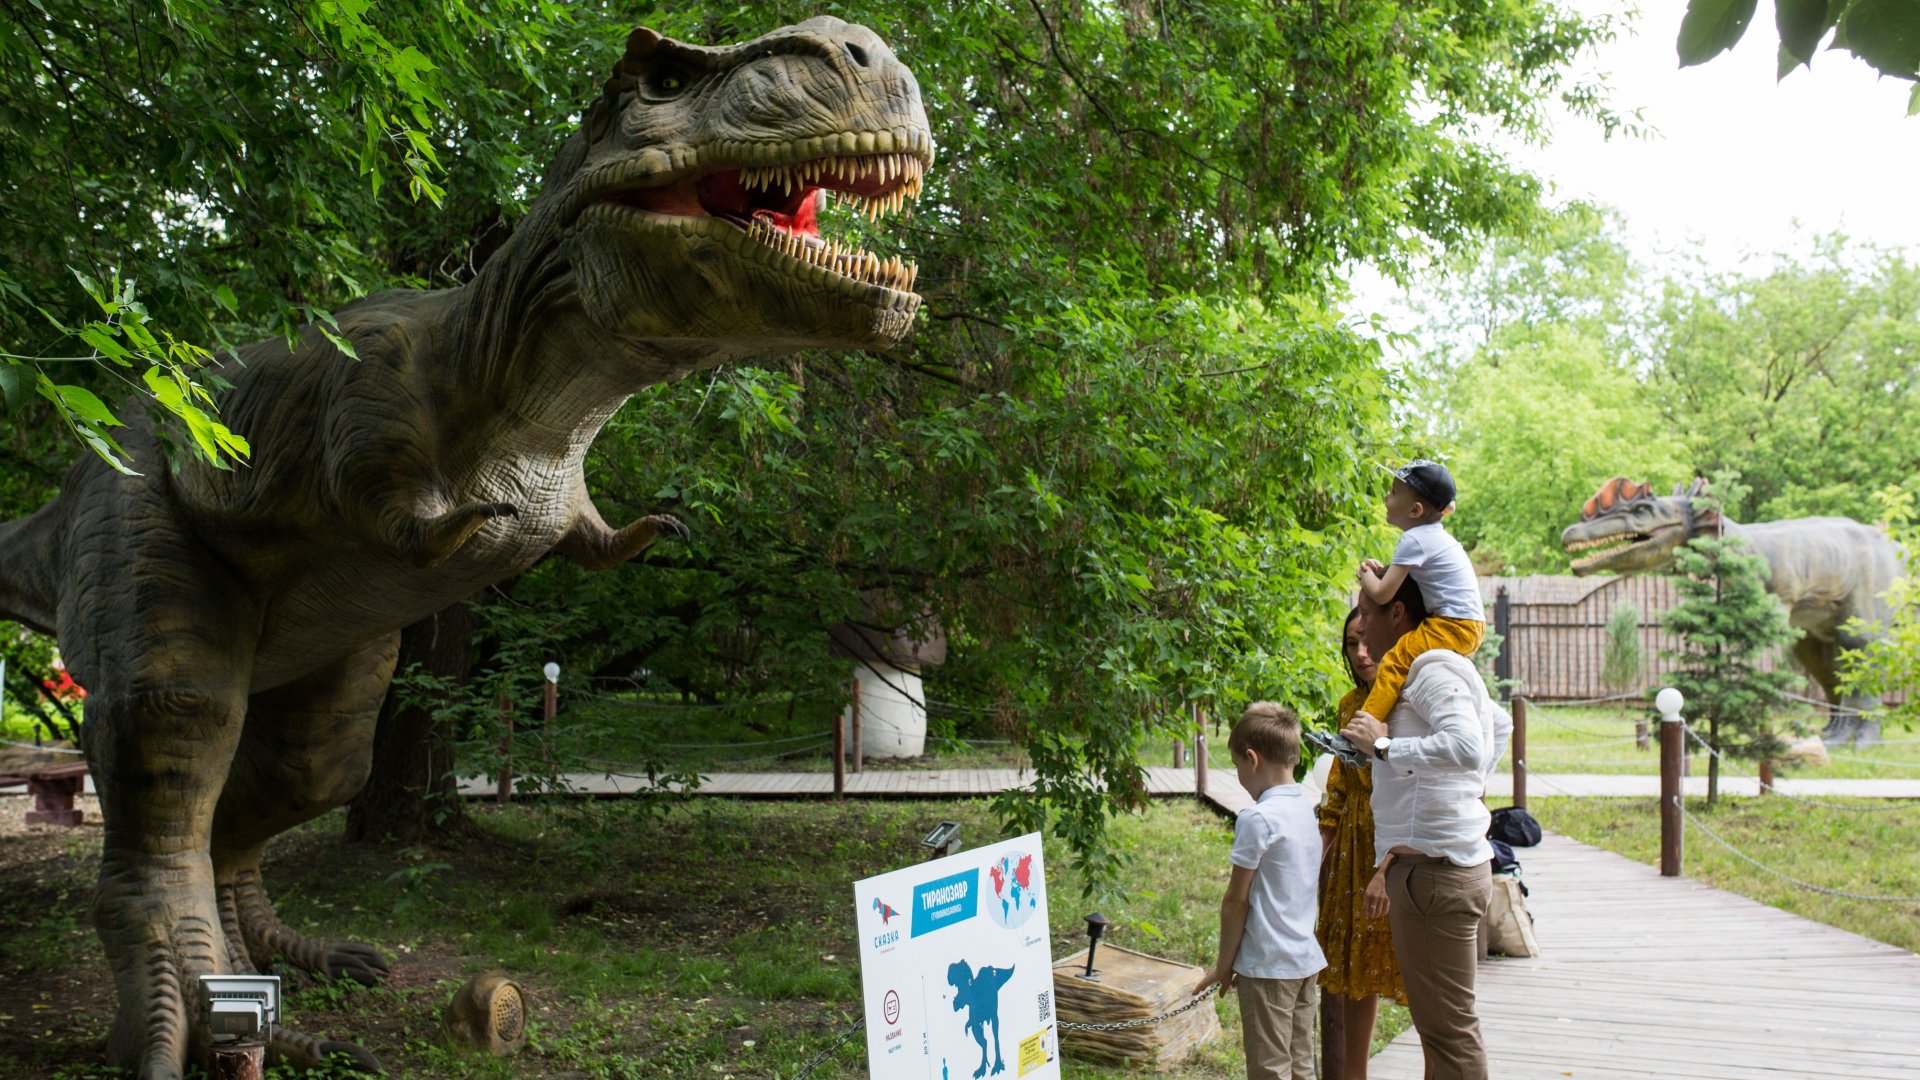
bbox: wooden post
[209,1040,265,1080]
[850,675,864,773]
[833,705,846,801]
[1172,736,1186,768]
[1758,757,1775,796]
[1660,710,1683,878]
[542,676,558,771]
[495,693,513,805]
[1510,696,1528,810]
[1194,706,1207,800]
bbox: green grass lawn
[1502,794,1920,954]
[1,796,1411,1079]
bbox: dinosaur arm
[553,487,686,571]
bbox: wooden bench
[0,760,90,826]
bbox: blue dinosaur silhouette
[946,959,1015,1078]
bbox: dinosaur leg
[1834,628,1882,746]
[1795,637,1858,746]
[70,599,257,1079]
[989,1016,1005,1075]
[208,636,399,1071]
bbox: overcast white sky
[1351,0,1919,331]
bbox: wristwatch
[1372,736,1391,761]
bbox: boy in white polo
[1195,703,1326,1080]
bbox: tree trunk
[1706,716,1720,807]
[345,602,478,844]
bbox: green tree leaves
[1677,0,1920,107]
[1661,535,1802,802]
[1678,0,1760,68]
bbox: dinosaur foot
[412,500,519,567]
[229,870,391,985]
[102,875,387,1078]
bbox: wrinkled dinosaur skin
[1561,478,1901,745]
[0,19,931,1076]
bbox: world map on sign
[986,852,1038,929]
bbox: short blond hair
[1229,702,1301,768]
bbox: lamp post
[1078,912,1111,980]
[1656,686,1684,878]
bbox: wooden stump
[208,1041,264,1080]
[1053,945,1221,1071]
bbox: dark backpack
[1490,806,1542,848]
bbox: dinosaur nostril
[844,41,870,67]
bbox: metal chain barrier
[1517,759,1656,807]
[787,1017,865,1080]
[1679,723,1920,814]
[1677,798,1920,904]
[1057,983,1220,1032]
[1524,701,1647,740]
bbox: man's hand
[1341,710,1386,749]
[1362,863,1391,920]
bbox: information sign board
[853,832,1059,1079]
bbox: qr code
[1036,989,1052,1022]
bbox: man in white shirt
[1341,576,1512,1080]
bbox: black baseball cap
[1379,459,1456,512]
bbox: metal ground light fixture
[1078,912,1111,980]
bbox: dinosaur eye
[644,67,692,99]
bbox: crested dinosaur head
[530,18,933,354]
[1560,477,1720,575]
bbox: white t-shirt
[1229,785,1327,980]
[1392,523,1485,622]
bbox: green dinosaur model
[1561,477,1901,745]
[0,18,931,1076]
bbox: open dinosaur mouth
[1565,525,1683,572]
[603,152,924,292]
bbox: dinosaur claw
[646,512,690,540]
[322,942,392,986]
[412,500,521,566]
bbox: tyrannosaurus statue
[0,19,931,1076]
[1560,477,1901,745]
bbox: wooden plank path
[449,767,1920,802]
[457,765,1218,800]
[1370,833,1920,1079]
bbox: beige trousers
[1237,973,1317,1080]
[1386,854,1492,1080]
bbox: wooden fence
[1480,574,1902,705]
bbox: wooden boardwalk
[1371,833,1920,1079]
[457,765,1229,801]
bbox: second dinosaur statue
[1561,477,1901,744]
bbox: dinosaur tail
[0,502,66,634]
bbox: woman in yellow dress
[1317,607,1406,1078]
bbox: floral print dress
[1315,688,1407,1003]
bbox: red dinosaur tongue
[696,170,821,236]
